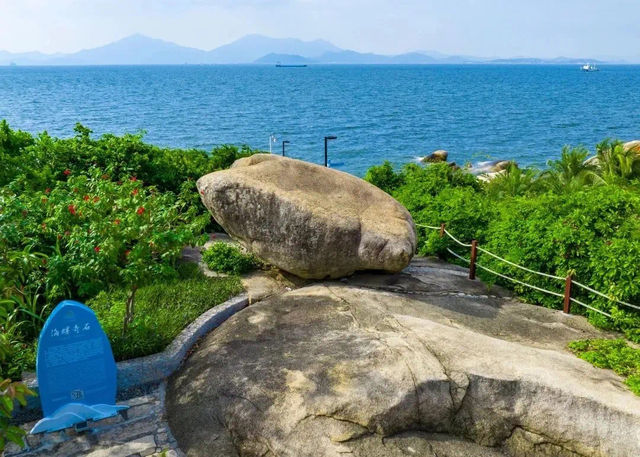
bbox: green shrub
[202,242,259,275]
[479,186,640,323]
[1,168,210,336]
[209,144,255,170]
[363,161,404,194]
[0,333,35,452]
[388,163,492,257]
[0,122,261,193]
[569,339,640,395]
[88,269,243,360]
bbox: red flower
[114,219,121,225]
[130,176,137,182]
[94,246,101,253]
[64,230,70,237]
[136,206,145,215]
[124,250,131,257]
[132,189,139,196]
[45,188,51,194]
[41,197,48,204]
[93,196,100,203]
[73,187,78,193]
[83,195,90,201]
[68,204,77,215]
[57,234,62,240]
[42,258,47,265]
[63,169,71,176]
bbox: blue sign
[30,300,127,434]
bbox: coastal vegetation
[365,142,640,393]
[0,121,258,383]
[2,116,640,449]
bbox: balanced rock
[421,149,448,163]
[197,154,416,279]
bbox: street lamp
[324,136,338,167]
[282,140,290,157]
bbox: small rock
[624,140,640,153]
[421,149,449,163]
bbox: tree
[484,164,539,198]
[35,170,208,334]
[596,139,640,182]
[540,146,603,193]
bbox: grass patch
[88,263,243,361]
[569,339,640,396]
[202,242,259,275]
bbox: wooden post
[440,223,446,238]
[563,273,573,314]
[469,240,478,280]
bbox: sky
[1,0,639,60]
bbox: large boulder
[197,154,416,279]
[167,278,640,457]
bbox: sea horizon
[2,63,639,176]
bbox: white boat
[581,63,599,72]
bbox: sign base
[30,403,129,434]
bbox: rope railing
[571,280,640,312]
[447,245,564,298]
[476,246,565,281]
[415,222,640,318]
[445,247,469,263]
[443,229,472,248]
[474,261,565,299]
[569,297,613,318]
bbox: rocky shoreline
[419,140,640,181]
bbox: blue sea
[1,64,639,176]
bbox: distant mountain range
[0,34,616,66]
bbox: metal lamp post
[282,140,290,157]
[324,136,337,167]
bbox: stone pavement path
[6,383,183,457]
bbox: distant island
[0,34,618,66]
